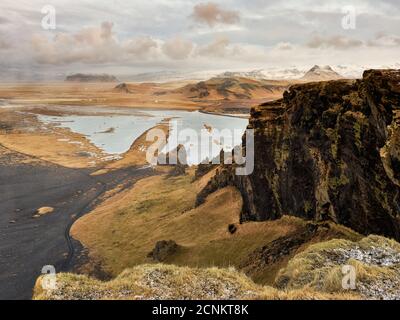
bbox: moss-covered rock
[197,70,400,240]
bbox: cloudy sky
[0,0,399,80]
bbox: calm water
[37,108,249,165]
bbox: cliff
[197,70,400,240]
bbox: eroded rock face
[197,70,400,240]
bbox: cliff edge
[197,70,400,240]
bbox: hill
[301,65,343,81]
[175,77,289,101]
[65,73,118,83]
[113,83,134,93]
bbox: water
[37,107,249,165]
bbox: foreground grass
[34,235,400,300]
[33,264,359,300]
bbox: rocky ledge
[197,70,400,240]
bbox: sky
[0,0,399,80]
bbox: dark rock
[239,223,334,278]
[228,224,237,234]
[193,162,217,181]
[197,70,400,240]
[147,240,179,262]
[158,144,188,176]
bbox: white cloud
[162,37,193,60]
[307,35,364,50]
[368,33,400,47]
[276,42,294,50]
[0,0,399,79]
[125,36,158,58]
[196,36,230,57]
[31,22,120,64]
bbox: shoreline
[198,109,250,119]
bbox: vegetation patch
[275,235,400,300]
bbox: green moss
[326,123,341,160]
[353,121,362,150]
[304,201,313,215]
[329,174,350,190]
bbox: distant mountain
[301,65,343,81]
[114,83,134,93]
[65,73,118,83]
[217,70,266,80]
[175,77,289,101]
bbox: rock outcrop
[147,240,179,262]
[114,83,134,93]
[197,70,400,240]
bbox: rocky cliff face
[197,70,400,240]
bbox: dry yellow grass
[275,235,400,299]
[0,109,106,168]
[92,124,169,175]
[72,170,314,282]
[33,263,359,300]
[0,132,104,168]
[0,82,201,110]
[0,78,290,112]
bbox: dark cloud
[192,2,240,27]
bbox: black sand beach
[0,145,152,299]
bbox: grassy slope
[71,169,360,285]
